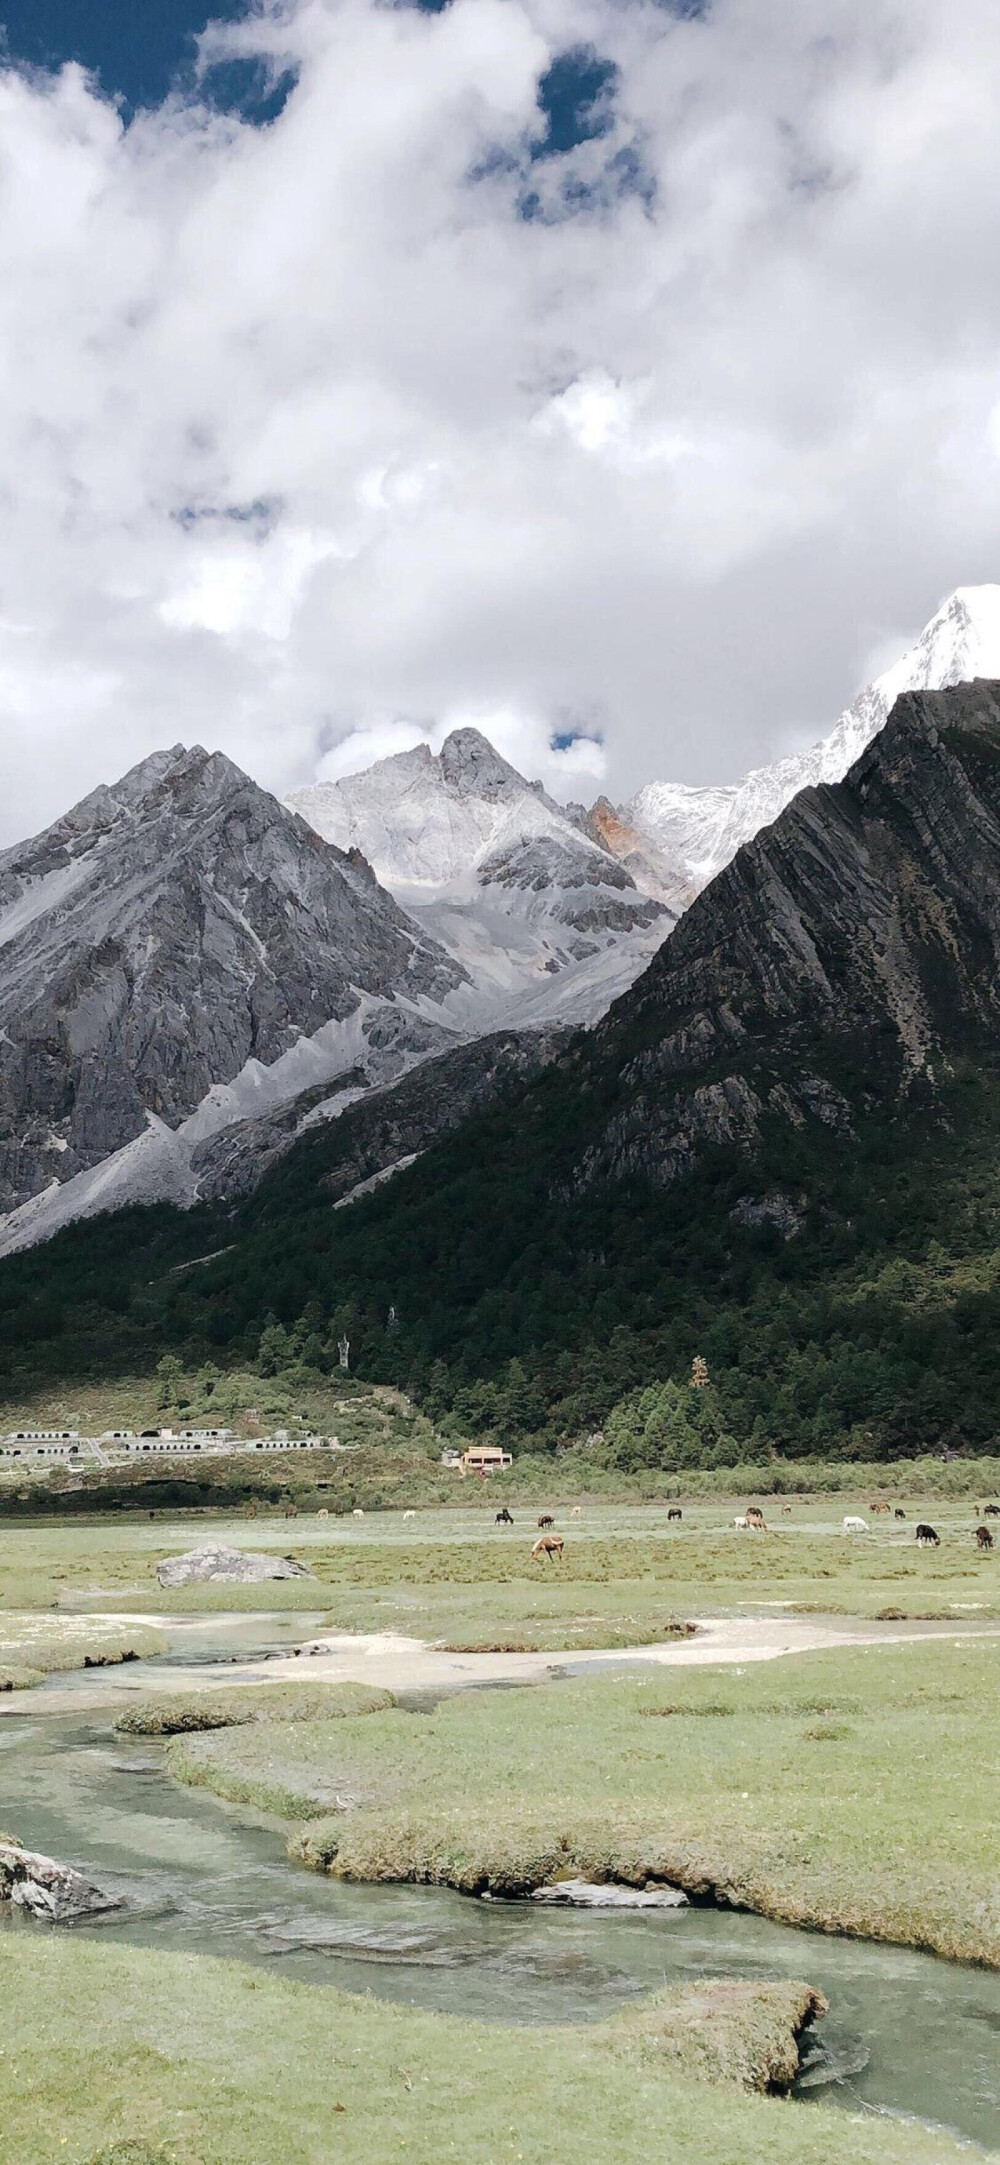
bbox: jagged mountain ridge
[287,727,669,1024]
[0,744,466,1220]
[613,586,1000,907]
[568,679,1000,1196]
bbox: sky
[2,0,1000,842]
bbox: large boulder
[156,1543,313,1588]
[0,1839,122,1920]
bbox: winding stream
[3,1619,999,2150]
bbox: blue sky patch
[0,0,295,119]
[535,46,618,160]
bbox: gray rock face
[0,1839,121,1920]
[192,1025,570,1203]
[156,1543,313,1588]
[480,835,664,950]
[0,744,466,1213]
[531,1879,688,1909]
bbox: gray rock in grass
[156,1542,313,1588]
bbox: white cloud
[1,0,1000,841]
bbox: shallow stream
[3,1619,999,2150]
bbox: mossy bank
[169,1637,1000,1966]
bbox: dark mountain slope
[571,680,1000,1192]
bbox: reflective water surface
[3,1634,999,2150]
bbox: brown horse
[532,1532,564,1563]
[976,1525,994,1550]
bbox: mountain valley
[7,675,1000,1466]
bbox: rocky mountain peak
[437,727,531,801]
[0,744,466,1220]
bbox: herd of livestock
[487,1500,1000,1559]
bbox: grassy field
[169,1637,1000,1966]
[1,1502,999,1654]
[0,1931,984,2165]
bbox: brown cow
[537,1514,555,1529]
[976,1525,994,1550]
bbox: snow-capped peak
[621,584,1000,905]
[289,727,593,894]
[287,727,669,1030]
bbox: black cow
[667,1508,683,1523]
[976,1525,994,1550]
[915,1523,940,1546]
[495,1508,513,1526]
[894,1508,906,1520]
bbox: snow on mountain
[288,727,670,1029]
[619,587,1000,905]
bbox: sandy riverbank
[8,1610,1000,1712]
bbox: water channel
[2,1616,999,2151]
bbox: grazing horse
[537,1514,555,1529]
[781,1504,792,1515]
[985,1504,1000,1518]
[869,1502,890,1515]
[495,1508,514,1526]
[532,1532,564,1562]
[316,1507,329,1519]
[667,1508,682,1523]
[976,1525,994,1550]
[894,1508,906,1520]
[915,1523,940,1546]
[745,1506,766,1531]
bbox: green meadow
[170,1637,1000,1966]
[0,1933,983,2165]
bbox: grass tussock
[602,1979,827,2094]
[0,1928,983,2165]
[171,1638,1000,1965]
[114,1679,393,1735]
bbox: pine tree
[155,1353,184,1410]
